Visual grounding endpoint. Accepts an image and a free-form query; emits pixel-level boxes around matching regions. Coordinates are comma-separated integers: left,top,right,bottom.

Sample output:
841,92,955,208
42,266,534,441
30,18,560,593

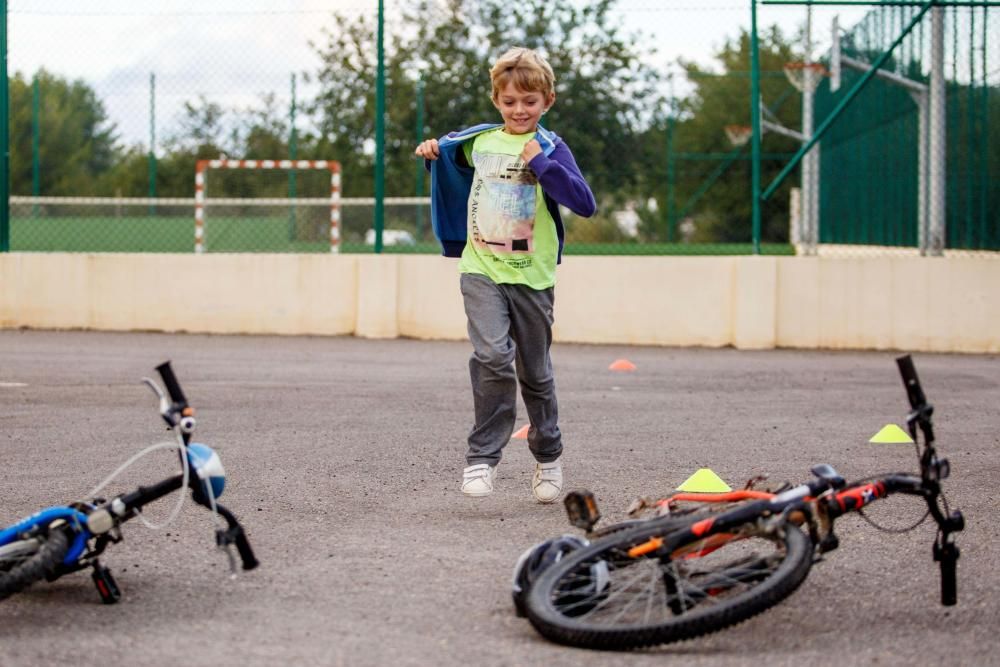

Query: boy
414,47,596,502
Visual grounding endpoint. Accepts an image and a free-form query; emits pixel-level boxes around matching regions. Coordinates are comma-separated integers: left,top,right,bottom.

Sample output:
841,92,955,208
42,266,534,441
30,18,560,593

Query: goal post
194,159,341,253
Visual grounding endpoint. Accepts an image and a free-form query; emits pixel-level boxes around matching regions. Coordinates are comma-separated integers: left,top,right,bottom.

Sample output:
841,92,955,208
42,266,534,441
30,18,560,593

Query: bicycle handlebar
113,475,259,571
896,354,961,606
896,355,926,412
896,354,935,449
210,503,260,571
936,541,959,606
233,528,260,571
155,361,188,408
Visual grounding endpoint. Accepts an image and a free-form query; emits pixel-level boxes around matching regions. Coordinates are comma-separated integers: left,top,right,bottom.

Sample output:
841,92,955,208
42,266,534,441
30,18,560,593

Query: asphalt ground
1,330,998,667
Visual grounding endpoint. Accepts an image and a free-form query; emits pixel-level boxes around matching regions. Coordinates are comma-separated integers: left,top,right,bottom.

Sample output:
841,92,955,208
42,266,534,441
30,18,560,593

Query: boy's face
493,82,555,136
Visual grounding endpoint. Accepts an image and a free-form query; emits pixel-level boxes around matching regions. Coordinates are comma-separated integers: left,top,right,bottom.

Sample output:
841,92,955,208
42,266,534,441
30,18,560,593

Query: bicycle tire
0,526,70,601
524,518,813,650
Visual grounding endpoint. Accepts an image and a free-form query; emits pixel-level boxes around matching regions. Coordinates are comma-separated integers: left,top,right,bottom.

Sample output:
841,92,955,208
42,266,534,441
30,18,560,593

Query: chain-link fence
757,1,998,257
3,1,996,255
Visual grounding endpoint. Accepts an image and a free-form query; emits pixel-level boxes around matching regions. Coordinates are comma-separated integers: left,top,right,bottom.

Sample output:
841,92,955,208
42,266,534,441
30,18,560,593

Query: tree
9,70,120,196
306,0,664,206
636,27,802,244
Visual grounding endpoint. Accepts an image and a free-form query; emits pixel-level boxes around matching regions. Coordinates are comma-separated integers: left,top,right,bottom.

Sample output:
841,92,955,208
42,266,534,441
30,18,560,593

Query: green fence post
750,0,762,255
666,73,676,242
32,75,39,216
373,0,385,254
415,77,425,241
0,0,9,252
289,72,297,241
148,73,156,215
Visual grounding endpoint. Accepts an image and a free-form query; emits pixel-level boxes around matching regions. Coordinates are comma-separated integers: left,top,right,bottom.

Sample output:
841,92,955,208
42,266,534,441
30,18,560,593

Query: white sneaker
462,463,497,497
532,458,563,503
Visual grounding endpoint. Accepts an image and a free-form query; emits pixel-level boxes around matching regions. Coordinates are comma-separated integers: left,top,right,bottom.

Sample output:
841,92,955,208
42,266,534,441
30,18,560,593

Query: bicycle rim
0,537,43,568
525,520,813,650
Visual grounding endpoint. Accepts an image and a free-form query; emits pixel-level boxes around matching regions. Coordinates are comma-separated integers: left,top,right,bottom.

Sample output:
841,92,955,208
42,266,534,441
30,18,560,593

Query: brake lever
216,531,239,578
215,523,260,574
141,377,172,421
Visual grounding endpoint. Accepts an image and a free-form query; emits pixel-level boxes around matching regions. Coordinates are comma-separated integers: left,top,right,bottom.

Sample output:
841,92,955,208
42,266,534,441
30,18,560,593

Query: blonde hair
489,47,555,101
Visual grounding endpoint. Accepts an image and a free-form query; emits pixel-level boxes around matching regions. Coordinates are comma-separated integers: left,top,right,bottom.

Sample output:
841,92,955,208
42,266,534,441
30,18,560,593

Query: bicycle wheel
0,524,70,601
524,518,813,650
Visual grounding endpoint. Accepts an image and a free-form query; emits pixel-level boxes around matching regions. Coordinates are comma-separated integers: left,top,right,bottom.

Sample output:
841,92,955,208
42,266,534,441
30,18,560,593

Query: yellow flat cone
512,424,529,440
609,359,636,371
677,468,732,493
869,424,914,444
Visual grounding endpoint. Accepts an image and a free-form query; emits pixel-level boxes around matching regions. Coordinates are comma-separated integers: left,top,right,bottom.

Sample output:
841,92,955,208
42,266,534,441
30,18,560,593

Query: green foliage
11,6,992,251
9,70,119,196
637,27,802,244
307,0,663,202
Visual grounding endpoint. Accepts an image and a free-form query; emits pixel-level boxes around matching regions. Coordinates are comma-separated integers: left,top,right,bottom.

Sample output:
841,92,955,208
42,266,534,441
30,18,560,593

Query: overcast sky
9,0,871,147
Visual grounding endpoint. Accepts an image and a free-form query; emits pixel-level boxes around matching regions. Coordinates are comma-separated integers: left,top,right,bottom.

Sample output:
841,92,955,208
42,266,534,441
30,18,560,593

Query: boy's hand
414,139,440,160
520,139,542,164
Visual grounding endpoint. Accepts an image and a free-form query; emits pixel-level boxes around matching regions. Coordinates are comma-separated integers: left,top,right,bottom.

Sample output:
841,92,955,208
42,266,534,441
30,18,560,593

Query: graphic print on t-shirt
468,150,537,254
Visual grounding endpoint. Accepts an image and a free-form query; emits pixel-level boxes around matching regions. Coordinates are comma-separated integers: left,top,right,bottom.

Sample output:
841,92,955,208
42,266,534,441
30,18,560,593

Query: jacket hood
439,123,561,156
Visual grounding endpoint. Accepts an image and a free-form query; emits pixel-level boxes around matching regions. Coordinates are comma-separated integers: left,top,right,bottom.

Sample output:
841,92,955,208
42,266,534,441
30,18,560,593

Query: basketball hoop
783,62,828,94
724,124,752,148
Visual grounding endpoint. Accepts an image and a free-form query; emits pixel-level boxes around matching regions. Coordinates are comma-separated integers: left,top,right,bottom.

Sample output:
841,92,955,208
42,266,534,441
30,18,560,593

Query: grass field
10,215,795,255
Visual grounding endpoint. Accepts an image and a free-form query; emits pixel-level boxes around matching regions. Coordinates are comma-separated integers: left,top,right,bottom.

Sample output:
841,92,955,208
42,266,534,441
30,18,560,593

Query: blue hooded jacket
428,123,595,260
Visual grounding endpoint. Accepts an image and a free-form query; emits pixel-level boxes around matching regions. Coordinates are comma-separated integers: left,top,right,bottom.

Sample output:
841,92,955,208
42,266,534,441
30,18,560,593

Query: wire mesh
814,3,998,255
5,1,995,256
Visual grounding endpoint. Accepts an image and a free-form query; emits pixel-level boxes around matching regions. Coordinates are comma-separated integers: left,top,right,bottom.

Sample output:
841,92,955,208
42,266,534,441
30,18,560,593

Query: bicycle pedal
92,564,121,604
564,491,601,531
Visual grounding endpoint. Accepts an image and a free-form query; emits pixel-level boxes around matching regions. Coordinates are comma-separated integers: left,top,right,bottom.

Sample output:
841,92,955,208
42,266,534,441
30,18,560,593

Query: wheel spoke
539,529,798,629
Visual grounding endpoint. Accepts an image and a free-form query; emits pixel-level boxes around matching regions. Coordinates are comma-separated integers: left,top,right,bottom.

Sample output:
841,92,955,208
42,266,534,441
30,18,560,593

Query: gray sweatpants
460,272,562,467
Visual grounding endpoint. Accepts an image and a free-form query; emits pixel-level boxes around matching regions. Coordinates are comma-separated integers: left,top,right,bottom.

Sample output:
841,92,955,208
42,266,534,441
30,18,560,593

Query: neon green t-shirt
457,129,559,289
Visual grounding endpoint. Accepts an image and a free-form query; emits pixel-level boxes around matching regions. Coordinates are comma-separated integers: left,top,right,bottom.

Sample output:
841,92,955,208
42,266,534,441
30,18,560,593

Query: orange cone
512,424,530,439
609,359,636,371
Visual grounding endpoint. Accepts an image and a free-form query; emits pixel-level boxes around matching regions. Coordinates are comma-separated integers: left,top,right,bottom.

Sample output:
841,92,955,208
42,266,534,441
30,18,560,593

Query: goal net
195,159,341,253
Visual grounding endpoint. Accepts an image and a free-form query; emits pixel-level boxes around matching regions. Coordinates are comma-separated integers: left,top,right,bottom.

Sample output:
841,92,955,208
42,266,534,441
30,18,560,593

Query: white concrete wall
0,253,357,336
1,253,997,352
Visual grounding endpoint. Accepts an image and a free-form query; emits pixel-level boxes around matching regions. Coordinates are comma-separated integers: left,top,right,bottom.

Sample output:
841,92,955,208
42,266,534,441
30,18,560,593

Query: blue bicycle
0,361,258,604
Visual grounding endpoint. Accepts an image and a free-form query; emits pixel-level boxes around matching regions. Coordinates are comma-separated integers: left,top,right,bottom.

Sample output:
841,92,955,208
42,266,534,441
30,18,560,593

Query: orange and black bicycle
516,355,963,650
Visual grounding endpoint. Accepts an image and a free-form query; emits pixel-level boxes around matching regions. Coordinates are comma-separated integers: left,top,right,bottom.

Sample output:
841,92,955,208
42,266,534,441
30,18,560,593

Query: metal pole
802,4,817,254
927,4,945,255
750,0,762,254
289,72,297,240
666,73,676,242
839,53,930,251
415,77,425,240
0,0,8,252
32,75,39,215
762,1,933,202
148,73,156,215
373,0,385,254
916,89,929,253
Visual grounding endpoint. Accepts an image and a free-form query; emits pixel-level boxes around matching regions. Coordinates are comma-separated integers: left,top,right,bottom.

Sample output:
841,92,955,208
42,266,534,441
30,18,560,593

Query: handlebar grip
896,354,927,411
155,361,188,406
936,541,959,606
235,529,260,571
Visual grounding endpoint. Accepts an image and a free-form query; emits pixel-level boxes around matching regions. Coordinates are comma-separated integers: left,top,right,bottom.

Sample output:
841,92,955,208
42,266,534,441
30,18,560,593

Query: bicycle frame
0,507,91,565
0,361,258,604
572,354,964,606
